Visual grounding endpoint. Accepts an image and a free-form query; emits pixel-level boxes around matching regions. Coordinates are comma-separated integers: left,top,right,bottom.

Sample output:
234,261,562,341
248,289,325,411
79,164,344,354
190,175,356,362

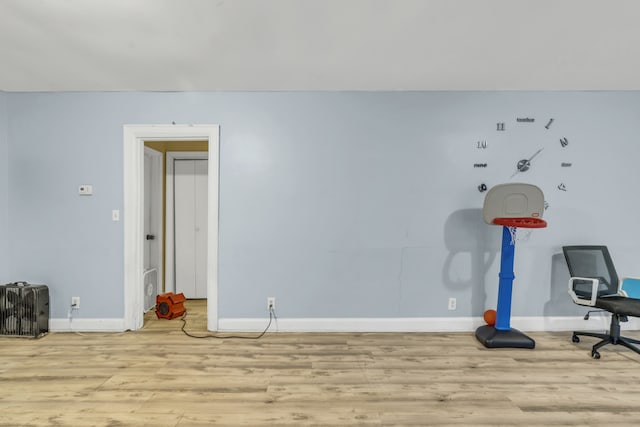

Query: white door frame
123,125,219,331
165,151,209,295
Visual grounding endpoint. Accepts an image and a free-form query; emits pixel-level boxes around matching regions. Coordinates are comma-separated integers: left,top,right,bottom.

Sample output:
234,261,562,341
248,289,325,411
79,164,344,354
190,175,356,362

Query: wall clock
475,116,572,212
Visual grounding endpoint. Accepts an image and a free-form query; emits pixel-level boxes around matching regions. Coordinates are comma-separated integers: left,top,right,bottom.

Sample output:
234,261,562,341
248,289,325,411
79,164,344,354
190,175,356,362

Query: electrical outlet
71,296,80,310
78,185,93,195
267,297,276,311
448,297,457,311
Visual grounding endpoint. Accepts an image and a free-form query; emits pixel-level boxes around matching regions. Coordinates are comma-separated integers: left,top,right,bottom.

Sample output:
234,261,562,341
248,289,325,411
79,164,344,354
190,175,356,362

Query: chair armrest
619,277,640,298
568,277,599,306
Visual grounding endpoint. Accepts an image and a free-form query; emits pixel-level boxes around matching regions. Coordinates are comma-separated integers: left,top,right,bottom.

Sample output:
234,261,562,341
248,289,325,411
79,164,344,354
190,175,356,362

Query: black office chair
562,245,640,359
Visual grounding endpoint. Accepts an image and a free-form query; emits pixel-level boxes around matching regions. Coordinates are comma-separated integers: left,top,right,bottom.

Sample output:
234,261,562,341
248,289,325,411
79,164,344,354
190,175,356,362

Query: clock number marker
497,122,505,131
558,183,567,191
560,137,569,147
478,183,488,193
545,118,554,129
477,140,487,149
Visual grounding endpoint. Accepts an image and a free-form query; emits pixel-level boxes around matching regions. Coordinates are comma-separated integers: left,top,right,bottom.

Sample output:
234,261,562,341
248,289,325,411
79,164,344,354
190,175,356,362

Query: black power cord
180,307,275,339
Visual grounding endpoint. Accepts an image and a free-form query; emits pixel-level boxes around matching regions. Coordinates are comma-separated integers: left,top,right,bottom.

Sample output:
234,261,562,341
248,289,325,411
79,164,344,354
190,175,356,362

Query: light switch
79,185,93,195
112,210,120,221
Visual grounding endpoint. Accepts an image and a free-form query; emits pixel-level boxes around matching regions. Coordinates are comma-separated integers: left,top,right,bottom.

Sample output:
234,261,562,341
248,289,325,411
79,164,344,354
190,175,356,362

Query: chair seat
596,295,640,317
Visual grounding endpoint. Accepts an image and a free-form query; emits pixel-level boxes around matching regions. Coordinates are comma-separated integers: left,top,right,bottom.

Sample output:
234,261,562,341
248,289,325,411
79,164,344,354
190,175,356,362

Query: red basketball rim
493,217,547,228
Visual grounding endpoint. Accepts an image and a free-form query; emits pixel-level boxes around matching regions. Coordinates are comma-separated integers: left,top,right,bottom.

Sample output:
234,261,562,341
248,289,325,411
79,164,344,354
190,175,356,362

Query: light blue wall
0,92,7,280
5,91,640,320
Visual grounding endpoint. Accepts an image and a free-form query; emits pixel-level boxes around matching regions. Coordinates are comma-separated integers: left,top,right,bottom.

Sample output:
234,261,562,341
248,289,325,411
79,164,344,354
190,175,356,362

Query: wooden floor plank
2,300,640,426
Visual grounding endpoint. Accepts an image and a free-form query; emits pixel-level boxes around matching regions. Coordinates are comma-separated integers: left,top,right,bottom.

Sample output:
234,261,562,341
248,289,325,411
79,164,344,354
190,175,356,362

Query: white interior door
143,148,162,311
174,159,208,298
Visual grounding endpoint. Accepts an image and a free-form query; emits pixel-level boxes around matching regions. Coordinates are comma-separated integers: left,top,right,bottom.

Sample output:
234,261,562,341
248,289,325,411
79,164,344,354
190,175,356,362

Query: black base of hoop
475,325,535,349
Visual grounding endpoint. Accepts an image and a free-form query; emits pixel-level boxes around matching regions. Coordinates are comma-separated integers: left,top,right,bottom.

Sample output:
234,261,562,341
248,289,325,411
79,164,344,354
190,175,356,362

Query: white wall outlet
71,296,80,310
267,297,276,311
78,185,93,195
448,297,457,311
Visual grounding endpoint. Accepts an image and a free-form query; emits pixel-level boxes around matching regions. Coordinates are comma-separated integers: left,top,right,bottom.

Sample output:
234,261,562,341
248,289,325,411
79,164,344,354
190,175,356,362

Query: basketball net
507,226,532,246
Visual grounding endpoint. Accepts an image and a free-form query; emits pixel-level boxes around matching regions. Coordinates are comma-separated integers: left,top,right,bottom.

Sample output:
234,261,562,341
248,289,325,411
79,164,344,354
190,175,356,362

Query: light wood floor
2,300,640,426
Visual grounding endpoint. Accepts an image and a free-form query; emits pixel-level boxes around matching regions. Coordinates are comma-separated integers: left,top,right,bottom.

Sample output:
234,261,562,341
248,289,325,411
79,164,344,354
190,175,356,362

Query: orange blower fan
156,292,186,319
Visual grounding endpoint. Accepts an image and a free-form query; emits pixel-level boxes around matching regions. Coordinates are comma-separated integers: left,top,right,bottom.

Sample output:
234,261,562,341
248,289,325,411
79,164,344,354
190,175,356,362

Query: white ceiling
1,0,639,92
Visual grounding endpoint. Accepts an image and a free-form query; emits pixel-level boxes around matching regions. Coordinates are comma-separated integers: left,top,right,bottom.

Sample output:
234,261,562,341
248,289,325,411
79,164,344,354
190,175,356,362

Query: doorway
143,148,209,316
123,125,219,331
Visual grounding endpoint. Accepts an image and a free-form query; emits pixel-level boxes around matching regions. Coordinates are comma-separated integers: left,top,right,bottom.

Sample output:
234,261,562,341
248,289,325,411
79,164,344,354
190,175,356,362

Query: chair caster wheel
572,334,580,343
591,351,601,359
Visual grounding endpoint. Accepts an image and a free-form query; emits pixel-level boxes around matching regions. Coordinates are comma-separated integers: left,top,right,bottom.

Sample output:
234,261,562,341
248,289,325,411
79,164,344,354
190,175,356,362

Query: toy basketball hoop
476,183,547,350
484,183,547,245
482,182,546,226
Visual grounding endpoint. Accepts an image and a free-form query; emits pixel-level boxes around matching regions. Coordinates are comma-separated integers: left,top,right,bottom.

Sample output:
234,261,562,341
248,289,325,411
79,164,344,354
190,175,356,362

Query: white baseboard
513,315,640,332
219,315,640,333
48,315,640,334
50,318,126,332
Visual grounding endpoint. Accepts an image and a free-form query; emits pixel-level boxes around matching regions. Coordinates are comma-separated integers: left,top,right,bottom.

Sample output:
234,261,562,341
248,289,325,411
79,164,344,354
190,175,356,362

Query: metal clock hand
511,148,544,178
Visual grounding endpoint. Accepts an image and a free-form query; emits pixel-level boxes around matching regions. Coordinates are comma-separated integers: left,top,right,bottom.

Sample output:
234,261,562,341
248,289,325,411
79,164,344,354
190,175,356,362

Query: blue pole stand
475,226,535,349
495,226,515,331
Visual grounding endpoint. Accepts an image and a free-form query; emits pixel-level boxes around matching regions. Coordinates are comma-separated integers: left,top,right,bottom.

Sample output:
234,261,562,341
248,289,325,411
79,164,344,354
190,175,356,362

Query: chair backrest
621,278,640,298
562,246,620,298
